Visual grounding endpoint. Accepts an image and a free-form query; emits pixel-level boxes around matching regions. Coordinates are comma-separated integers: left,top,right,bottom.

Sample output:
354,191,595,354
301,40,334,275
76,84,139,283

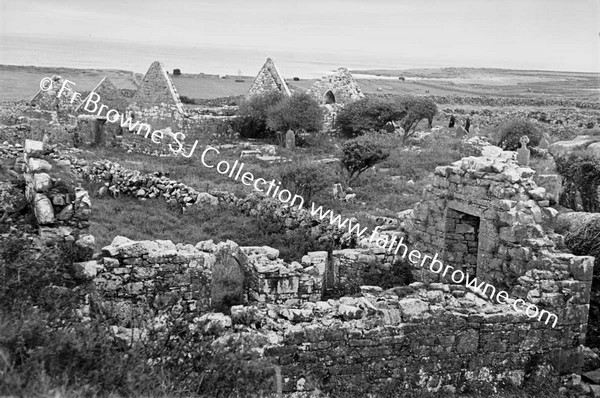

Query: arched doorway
324,90,336,105
211,252,246,313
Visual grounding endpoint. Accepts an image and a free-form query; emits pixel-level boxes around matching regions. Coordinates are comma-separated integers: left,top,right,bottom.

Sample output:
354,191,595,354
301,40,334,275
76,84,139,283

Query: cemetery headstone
285,130,295,149
455,126,467,138
517,135,531,166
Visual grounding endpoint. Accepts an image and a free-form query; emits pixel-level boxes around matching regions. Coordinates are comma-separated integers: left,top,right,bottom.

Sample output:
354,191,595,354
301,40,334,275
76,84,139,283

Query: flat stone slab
583,369,600,384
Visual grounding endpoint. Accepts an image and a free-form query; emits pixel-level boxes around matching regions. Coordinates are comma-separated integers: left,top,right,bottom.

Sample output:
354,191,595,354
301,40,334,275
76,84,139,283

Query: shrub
336,97,405,138
235,91,284,139
278,161,334,203
555,151,600,212
267,92,323,135
341,136,390,185
179,95,196,105
360,258,415,290
397,95,438,140
494,119,543,150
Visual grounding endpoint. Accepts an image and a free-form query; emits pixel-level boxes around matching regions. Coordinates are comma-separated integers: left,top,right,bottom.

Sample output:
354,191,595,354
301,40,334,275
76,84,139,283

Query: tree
336,97,406,138
235,91,285,138
266,92,323,134
341,136,390,185
494,119,543,151
278,162,333,203
397,96,438,141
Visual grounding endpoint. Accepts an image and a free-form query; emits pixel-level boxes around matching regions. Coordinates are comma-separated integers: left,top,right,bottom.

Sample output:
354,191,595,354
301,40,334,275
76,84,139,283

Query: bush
235,91,285,139
360,258,415,290
336,97,405,138
494,119,543,150
179,95,196,105
278,161,334,203
555,151,600,212
341,135,390,185
267,92,323,135
396,95,438,140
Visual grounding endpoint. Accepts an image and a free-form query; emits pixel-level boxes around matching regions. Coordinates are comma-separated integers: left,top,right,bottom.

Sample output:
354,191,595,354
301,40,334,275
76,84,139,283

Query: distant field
352,67,600,99
1,63,598,102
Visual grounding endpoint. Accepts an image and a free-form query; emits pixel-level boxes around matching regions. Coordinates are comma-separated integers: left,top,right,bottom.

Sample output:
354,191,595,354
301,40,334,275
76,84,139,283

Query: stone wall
61,155,355,248
309,68,364,105
91,238,327,324
246,58,291,98
21,139,91,242
225,282,584,395
369,145,596,352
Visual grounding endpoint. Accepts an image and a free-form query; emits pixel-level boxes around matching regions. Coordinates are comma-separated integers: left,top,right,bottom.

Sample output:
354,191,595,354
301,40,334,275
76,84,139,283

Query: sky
0,0,599,73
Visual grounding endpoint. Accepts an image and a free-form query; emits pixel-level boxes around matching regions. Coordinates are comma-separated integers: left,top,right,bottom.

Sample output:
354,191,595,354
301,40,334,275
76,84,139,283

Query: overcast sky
1,0,599,72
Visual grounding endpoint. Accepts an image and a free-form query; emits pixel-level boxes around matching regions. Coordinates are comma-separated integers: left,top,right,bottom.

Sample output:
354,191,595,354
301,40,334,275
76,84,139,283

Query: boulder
196,313,232,333
34,193,54,224
338,304,363,320
195,192,219,206
33,173,52,192
28,158,52,173
75,234,96,261
72,260,103,280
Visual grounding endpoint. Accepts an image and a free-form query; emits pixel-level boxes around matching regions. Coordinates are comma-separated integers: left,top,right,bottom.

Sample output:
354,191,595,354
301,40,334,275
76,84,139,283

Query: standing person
465,117,471,133
449,115,456,128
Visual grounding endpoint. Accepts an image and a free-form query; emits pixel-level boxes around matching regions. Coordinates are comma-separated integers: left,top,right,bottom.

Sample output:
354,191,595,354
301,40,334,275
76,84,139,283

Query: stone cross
517,135,530,166
285,130,295,149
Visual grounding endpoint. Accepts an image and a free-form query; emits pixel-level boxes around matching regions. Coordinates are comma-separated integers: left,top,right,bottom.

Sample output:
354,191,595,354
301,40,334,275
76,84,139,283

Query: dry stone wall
60,154,356,248
92,238,327,324
21,139,91,242
214,282,585,395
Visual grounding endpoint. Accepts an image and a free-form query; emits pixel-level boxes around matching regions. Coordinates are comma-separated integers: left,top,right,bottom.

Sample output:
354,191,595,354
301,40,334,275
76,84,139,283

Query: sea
0,34,443,79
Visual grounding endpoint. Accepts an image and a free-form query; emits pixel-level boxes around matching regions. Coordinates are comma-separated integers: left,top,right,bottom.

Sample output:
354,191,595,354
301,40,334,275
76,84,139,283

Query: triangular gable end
74,77,125,113
247,58,291,97
132,61,185,115
30,75,79,111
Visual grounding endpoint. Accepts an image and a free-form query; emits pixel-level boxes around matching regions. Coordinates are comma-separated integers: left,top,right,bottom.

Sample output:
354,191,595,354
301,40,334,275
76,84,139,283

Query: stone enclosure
63,137,593,394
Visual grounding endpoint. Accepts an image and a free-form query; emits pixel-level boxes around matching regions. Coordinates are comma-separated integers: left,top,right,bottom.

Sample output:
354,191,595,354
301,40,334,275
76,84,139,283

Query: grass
87,184,330,262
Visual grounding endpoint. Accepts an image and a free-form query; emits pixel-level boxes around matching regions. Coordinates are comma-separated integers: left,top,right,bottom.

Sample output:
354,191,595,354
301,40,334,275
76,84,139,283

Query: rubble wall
92,238,326,324
21,139,91,239
254,282,583,395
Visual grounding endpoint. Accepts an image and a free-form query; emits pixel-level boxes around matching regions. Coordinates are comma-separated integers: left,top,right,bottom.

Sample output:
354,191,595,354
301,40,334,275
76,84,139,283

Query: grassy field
2,64,599,102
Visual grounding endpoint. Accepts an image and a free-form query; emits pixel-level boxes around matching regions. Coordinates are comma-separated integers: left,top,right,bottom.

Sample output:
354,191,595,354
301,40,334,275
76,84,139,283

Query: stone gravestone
455,126,467,138
285,130,295,149
517,135,531,166
539,133,550,150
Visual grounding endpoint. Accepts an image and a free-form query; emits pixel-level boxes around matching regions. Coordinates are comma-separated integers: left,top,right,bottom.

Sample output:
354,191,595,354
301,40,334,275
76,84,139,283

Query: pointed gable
30,75,80,112
75,77,129,115
247,58,291,98
131,61,184,115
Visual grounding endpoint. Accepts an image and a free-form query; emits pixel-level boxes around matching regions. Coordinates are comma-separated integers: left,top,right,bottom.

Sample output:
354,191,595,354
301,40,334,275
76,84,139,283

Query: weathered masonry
246,57,291,98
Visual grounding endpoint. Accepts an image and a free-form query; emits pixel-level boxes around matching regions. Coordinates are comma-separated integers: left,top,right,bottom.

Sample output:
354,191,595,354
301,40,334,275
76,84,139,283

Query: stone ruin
309,67,364,106
246,57,291,98
126,60,186,132
75,77,128,147
50,136,592,395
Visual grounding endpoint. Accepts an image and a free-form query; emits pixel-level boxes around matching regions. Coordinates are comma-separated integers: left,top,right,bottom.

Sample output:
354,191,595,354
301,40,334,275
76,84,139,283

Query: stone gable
30,75,80,113
309,67,364,105
76,77,129,116
246,58,291,98
127,61,185,131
